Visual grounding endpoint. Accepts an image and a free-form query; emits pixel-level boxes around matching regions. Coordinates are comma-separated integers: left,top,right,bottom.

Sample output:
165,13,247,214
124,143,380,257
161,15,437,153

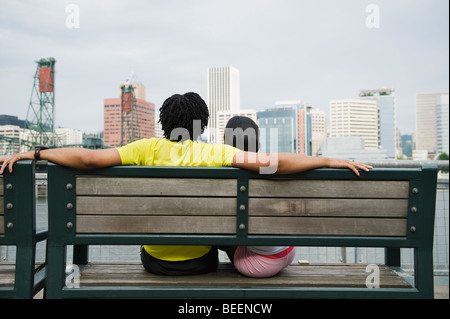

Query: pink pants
233,246,297,278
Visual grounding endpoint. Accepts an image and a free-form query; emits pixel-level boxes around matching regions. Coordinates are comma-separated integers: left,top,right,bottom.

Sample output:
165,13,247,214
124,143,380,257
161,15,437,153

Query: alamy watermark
169,120,279,174
365,264,380,288
65,4,80,29
365,4,380,29
65,264,80,288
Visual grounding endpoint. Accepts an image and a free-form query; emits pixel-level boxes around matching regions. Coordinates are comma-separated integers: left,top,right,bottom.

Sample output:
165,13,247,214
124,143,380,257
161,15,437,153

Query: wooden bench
45,164,438,299
0,161,47,299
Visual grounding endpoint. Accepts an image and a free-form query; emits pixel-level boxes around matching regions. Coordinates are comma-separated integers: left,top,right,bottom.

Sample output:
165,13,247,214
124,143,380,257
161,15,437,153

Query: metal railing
363,160,448,170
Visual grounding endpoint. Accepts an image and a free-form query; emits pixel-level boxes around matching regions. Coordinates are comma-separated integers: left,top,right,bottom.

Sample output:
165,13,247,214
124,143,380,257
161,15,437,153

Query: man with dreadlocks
0,92,372,276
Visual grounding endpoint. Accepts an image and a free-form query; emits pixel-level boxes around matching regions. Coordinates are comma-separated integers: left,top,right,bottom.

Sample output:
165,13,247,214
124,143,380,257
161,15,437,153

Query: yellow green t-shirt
116,138,240,262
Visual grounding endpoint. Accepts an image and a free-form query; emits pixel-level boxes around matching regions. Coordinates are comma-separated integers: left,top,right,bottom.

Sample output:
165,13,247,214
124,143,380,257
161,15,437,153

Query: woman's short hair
224,116,260,152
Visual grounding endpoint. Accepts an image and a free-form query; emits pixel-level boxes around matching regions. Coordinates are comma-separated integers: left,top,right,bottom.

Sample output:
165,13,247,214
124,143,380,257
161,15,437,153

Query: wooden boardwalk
77,263,411,289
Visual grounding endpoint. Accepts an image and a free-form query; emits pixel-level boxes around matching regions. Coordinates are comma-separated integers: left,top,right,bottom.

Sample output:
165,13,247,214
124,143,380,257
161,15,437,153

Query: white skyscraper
359,88,398,158
329,99,379,149
415,92,449,155
207,66,240,143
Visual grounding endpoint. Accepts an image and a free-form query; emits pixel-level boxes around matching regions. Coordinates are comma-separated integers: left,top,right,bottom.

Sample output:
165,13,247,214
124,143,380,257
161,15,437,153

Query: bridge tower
25,57,59,148
120,74,139,146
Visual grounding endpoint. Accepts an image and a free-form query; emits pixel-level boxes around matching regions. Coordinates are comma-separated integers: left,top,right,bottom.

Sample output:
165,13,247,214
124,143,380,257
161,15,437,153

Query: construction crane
25,57,60,148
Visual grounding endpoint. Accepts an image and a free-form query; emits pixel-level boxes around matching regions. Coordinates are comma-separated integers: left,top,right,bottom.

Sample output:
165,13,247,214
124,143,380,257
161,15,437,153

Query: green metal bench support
45,164,438,299
0,161,47,299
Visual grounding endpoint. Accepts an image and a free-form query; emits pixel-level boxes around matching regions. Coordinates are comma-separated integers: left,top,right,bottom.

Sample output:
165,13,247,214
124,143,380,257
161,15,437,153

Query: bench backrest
47,164,438,247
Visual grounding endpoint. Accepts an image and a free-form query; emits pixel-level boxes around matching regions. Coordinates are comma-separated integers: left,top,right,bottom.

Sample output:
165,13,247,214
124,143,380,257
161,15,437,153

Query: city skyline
0,1,448,135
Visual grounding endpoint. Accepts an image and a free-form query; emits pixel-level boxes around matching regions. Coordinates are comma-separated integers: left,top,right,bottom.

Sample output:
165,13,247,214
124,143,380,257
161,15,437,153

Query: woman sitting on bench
222,116,296,278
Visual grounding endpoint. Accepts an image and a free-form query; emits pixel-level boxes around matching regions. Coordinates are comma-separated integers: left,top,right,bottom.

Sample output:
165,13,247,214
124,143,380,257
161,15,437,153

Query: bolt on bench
0,161,47,299
45,164,438,299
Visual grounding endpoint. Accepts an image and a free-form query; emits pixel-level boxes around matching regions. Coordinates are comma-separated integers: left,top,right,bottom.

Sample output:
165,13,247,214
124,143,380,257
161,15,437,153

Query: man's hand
1,148,122,174
0,151,34,174
326,158,373,176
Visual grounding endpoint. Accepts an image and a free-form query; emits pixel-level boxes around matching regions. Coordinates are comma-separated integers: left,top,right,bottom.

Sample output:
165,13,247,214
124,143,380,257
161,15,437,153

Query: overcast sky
0,0,448,134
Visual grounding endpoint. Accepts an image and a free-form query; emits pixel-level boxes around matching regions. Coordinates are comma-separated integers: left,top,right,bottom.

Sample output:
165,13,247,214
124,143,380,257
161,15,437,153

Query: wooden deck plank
77,263,412,289
0,264,16,287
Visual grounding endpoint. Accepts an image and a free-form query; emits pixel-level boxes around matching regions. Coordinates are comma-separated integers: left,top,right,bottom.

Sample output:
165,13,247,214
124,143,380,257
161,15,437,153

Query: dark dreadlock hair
158,92,209,142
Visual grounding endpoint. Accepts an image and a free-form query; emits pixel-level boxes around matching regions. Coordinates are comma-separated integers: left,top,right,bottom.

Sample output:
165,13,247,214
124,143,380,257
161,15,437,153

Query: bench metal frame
45,164,438,299
0,161,47,299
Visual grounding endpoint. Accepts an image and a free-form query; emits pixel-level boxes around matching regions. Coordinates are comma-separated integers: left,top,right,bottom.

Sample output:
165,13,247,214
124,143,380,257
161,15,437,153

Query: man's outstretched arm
0,148,122,174
232,151,372,176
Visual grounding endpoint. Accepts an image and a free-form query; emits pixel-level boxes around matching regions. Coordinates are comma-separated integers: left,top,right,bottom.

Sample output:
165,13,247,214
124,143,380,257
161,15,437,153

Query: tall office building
436,94,449,154
415,92,449,155
207,66,240,143
257,106,298,154
329,99,379,150
103,82,155,148
309,108,327,156
274,101,311,155
257,102,326,155
359,88,398,158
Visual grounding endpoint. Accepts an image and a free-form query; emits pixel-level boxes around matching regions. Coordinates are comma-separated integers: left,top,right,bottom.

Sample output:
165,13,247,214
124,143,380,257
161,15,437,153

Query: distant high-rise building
257,106,298,153
207,66,240,143
309,108,327,156
359,88,398,158
216,109,257,145
0,115,26,128
103,81,155,148
154,119,164,139
274,101,311,155
329,99,378,150
415,92,449,155
436,94,449,154
55,128,83,146
0,125,22,154
257,101,326,156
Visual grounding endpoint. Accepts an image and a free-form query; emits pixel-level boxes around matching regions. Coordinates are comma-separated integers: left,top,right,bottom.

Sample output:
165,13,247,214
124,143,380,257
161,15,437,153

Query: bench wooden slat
248,217,407,236
76,197,237,216
76,177,237,197
76,215,236,234
0,264,15,287
249,180,410,199
1,177,4,234
249,198,408,217
77,263,412,289
0,196,3,235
